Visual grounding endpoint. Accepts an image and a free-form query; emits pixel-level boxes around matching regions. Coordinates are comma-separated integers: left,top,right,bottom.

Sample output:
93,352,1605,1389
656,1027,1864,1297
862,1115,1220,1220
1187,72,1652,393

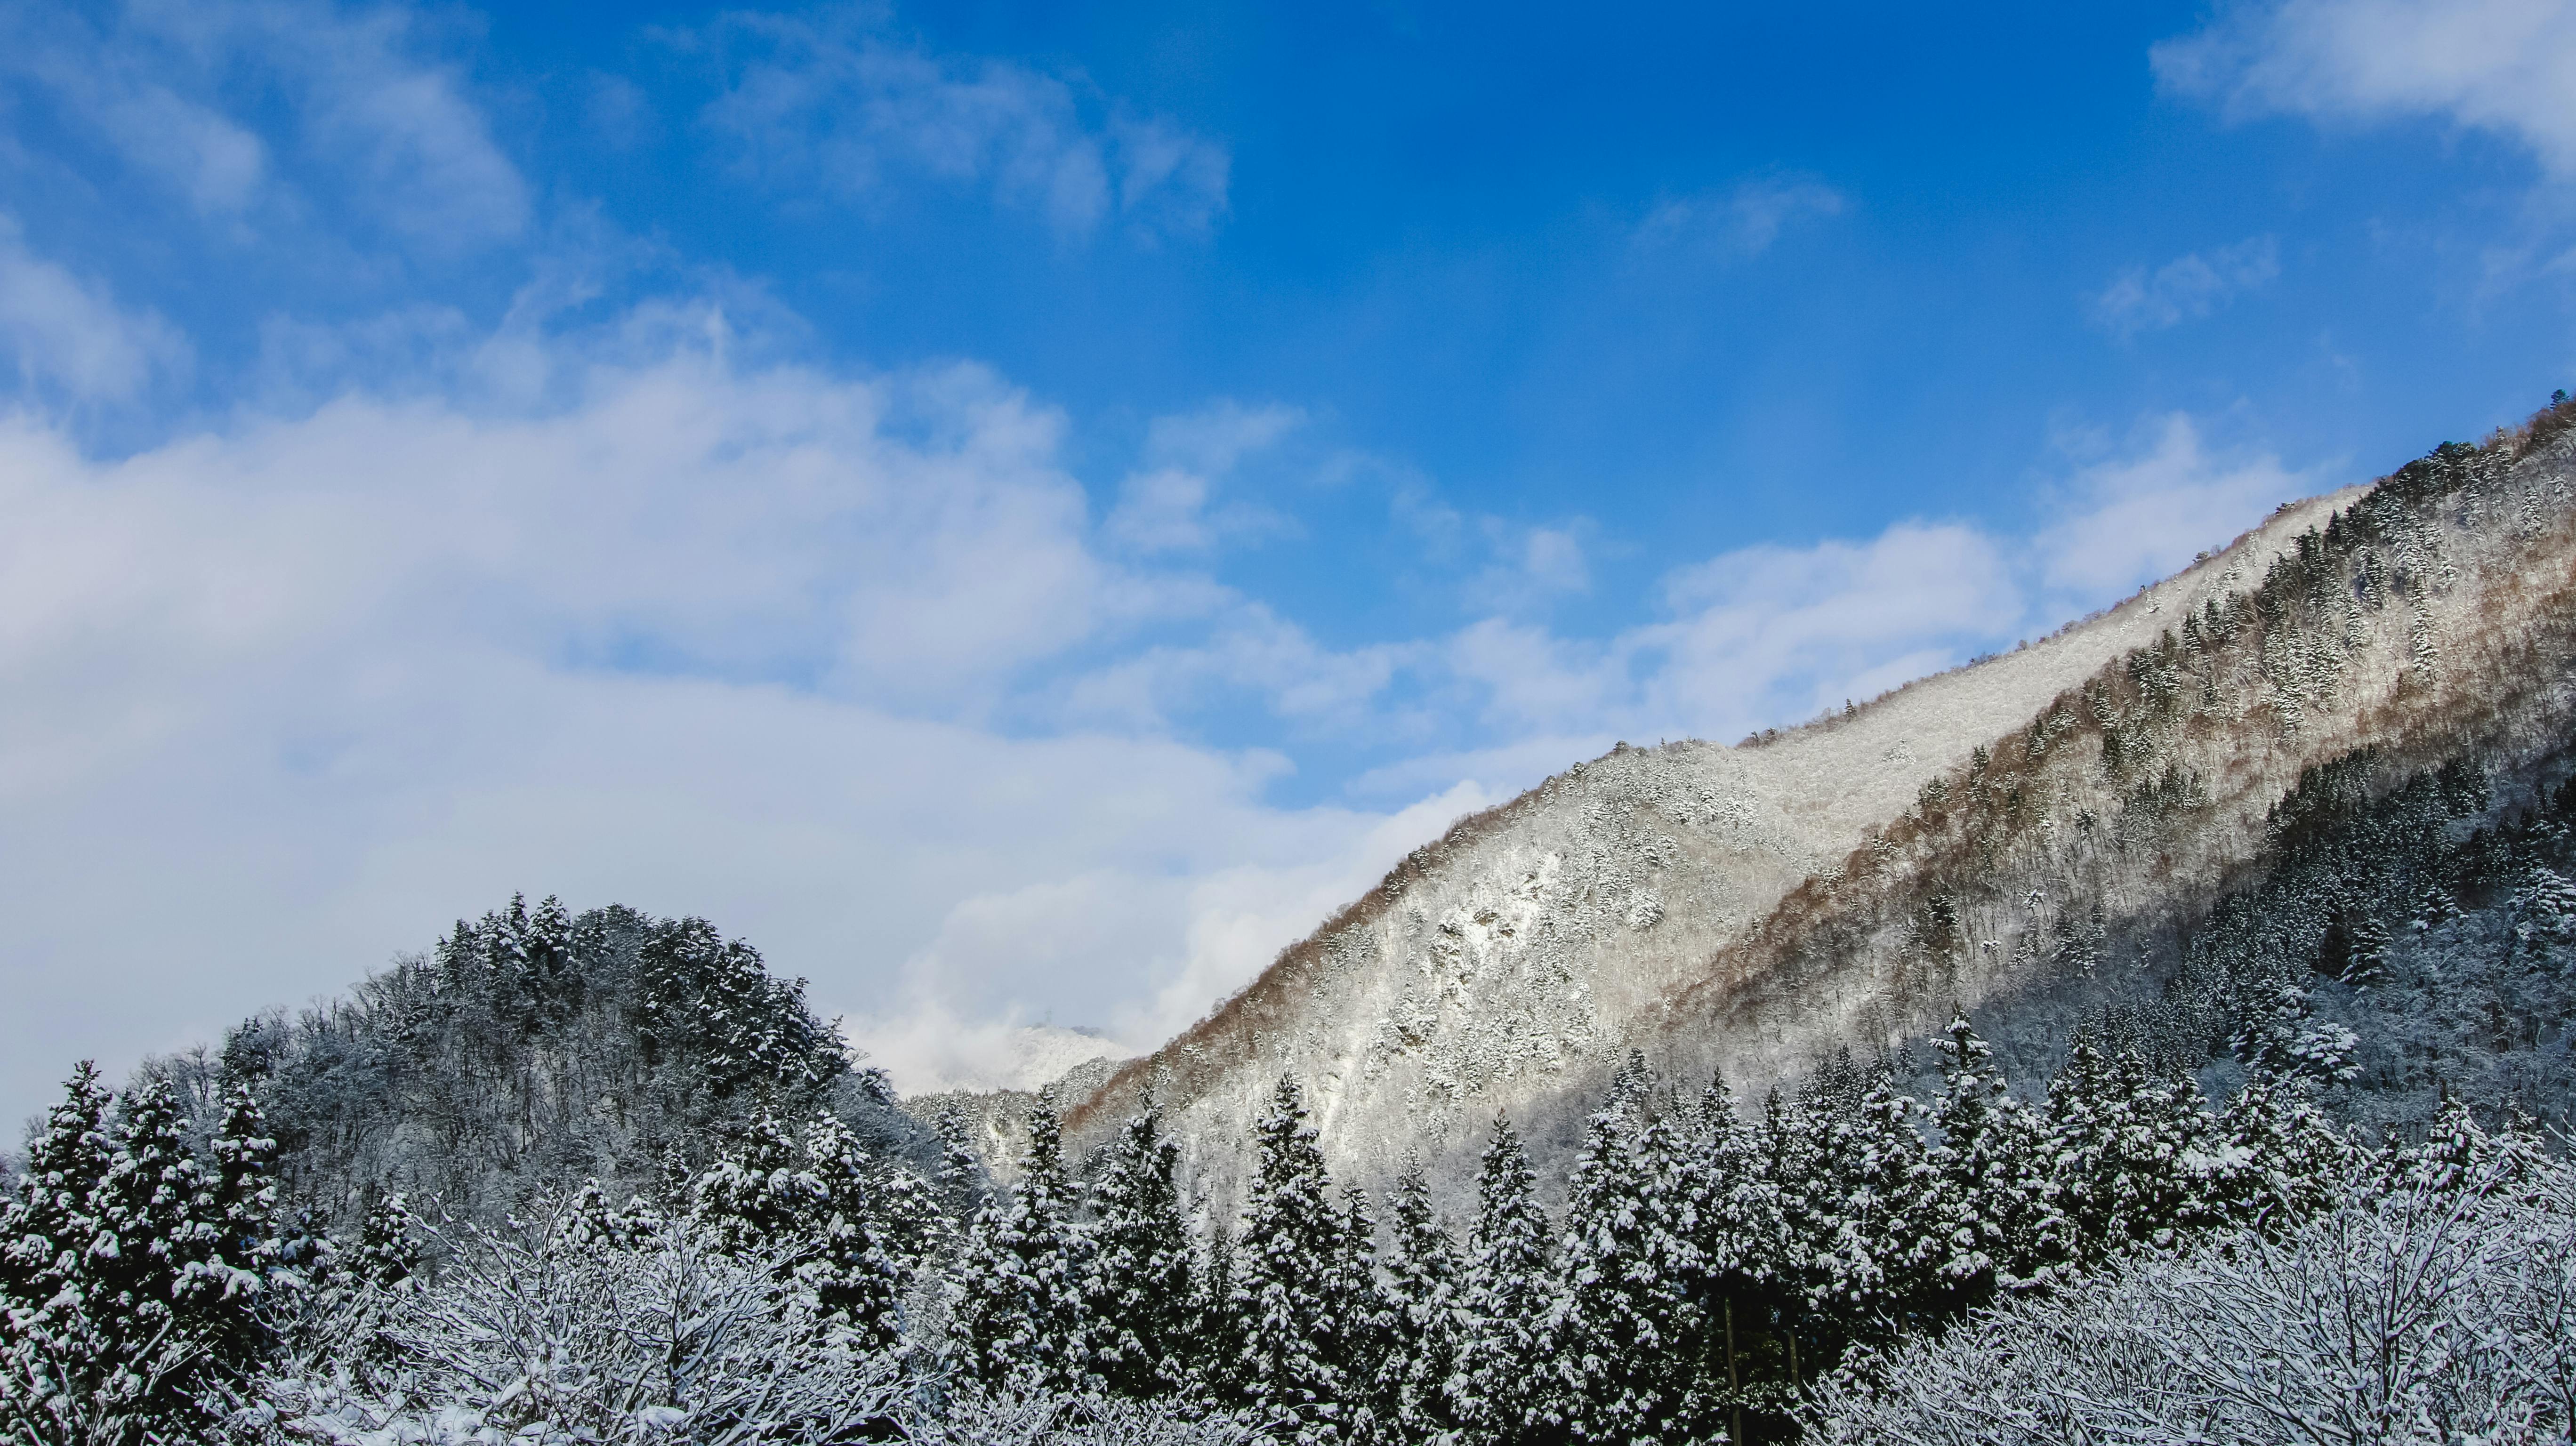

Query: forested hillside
166,897,958,1227
1074,395,2576,1209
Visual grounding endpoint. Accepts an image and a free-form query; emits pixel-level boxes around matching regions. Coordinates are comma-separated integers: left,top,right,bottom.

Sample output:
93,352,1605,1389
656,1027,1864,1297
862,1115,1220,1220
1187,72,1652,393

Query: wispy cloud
0,215,189,402
1,0,529,247
1296,413,2321,797
2154,0,2576,177
696,13,1229,240
2089,235,2280,337
1634,174,1846,259
1106,400,1304,554
2034,413,2318,601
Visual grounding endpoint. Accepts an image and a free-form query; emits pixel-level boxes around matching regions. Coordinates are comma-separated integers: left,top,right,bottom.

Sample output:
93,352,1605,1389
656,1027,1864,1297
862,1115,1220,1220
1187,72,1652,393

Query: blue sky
3,0,2573,1117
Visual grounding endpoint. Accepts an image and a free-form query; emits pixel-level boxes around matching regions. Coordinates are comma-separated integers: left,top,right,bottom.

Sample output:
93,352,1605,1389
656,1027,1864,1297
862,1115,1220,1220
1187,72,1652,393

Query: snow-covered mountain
1066,416,2576,1205
893,1024,1139,1097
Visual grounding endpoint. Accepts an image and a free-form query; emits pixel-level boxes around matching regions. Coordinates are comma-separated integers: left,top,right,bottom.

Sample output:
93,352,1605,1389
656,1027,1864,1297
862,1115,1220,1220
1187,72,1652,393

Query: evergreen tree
1330,1185,1390,1443
687,1111,905,1348
1374,1165,1461,1443
188,1081,283,1373
868,1162,955,1278
1231,1077,1360,1445
0,1064,113,1317
349,1192,426,1289
0,1075,271,1444
1448,1115,1556,1446
0,1066,118,1445
1754,1088,1824,1392
802,1114,907,1350
1923,1012,2066,1302
690,1112,823,1256
1797,1057,1940,1337
2045,1040,2220,1262
1192,1218,1243,1402
2395,1089,2547,1195
88,1081,227,1419
2209,1074,2352,1227
1549,1071,1715,1446
1087,1107,1197,1398
949,1101,1097,1393
1687,1076,1787,1445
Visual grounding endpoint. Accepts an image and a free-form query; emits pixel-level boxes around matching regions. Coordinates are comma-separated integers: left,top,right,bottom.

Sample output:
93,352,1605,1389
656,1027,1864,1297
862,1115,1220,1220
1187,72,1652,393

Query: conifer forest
13,415,2576,1445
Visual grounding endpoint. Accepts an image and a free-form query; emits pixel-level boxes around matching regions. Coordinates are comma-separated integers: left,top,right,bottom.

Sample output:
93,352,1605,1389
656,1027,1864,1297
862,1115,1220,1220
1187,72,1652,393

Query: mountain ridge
1067,403,2576,1206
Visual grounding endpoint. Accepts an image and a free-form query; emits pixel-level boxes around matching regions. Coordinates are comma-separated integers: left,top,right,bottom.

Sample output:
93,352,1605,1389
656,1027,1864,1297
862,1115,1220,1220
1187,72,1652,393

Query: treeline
6,1003,2461,1444
931,1022,2368,1446
4,874,2559,1445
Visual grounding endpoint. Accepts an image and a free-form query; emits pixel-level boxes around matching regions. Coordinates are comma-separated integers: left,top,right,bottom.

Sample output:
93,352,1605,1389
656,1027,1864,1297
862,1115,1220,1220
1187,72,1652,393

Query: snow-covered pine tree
802,1113,907,1350
1087,1106,1197,1398
1332,1184,1391,1443
1191,1217,1243,1401
1687,1074,1787,1444
1755,1088,1823,1392
2045,1039,2221,1263
0,1065,119,1445
350,1192,425,1289
1923,1012,2067,1304
868,1160,955,1277
2208,1073,2352,1227
1548,1068,1717,1446
690,1112,823,1256
683,1109,905,1348
90,1080,228,1415
1,1076,269,1443
1230,1077,1360,1446
1797,1056,1940,1340
1448,1114,1557,1446
0,1064,113,1318
2394,1088,2549,1196
948,1099,1098,1394
189,1080,284,1374
1374,1165,1461,1444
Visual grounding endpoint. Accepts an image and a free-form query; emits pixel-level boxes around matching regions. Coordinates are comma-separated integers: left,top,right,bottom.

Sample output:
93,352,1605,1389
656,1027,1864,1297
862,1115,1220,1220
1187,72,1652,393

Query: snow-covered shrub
243,1193,911,1445
911,1390,1273,1446
1804,1153,2576,1446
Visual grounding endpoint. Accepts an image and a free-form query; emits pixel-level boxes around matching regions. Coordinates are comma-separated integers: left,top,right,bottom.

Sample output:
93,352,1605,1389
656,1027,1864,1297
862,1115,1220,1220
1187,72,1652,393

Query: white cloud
1061,605,1415,735
1462,522,1594,613
2155,0,2576,176
5,0,529,246
700,14,1228,240
2033,413,2318,599
850,777,1485,1090
0,313,1450,1118
0,232,2346,1124
1635,174,1847,259
1105,400,1302,554
1109,114,1232,239
0,215,189,402
72,74,266,216
1634,522,2023,735
2090,236,2280,337
1371,416,2326,761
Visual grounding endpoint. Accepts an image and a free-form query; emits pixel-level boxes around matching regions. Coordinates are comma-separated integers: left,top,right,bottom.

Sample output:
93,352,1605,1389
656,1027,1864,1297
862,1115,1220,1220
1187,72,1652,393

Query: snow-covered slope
894,1024,1137,1097
1067,415,2576,1206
